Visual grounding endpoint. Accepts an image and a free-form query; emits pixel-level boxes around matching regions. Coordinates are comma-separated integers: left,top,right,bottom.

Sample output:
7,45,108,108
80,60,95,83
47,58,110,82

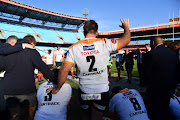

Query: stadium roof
0,0,88,27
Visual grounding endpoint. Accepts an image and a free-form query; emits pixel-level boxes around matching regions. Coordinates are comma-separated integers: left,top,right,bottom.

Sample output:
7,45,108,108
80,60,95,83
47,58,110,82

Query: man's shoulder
25,48,39,53
69,38,106,49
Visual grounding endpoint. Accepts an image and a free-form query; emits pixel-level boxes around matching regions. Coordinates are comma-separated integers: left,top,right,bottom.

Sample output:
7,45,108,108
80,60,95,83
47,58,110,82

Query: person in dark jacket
124,50,135,84
0,35,54,120
144,36,178,120
0,35,33,117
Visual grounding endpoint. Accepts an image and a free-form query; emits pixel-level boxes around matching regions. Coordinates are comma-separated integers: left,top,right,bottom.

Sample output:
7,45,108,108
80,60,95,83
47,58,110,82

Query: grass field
111,58,139,77
73,57,139,77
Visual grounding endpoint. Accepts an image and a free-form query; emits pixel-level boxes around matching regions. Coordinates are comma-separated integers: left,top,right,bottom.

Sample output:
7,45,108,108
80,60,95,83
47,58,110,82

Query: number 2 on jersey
86,56,97,72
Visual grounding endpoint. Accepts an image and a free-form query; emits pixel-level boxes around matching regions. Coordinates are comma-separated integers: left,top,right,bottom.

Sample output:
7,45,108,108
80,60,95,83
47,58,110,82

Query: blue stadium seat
129,41,137,44
31,26,61,42
0,21,39,40
137,40,150,44
56,30,78,43
74,31,85,40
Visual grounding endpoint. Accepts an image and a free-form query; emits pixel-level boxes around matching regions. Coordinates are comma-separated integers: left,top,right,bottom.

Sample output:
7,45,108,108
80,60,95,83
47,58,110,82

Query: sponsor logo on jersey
43,85,53,88
129,110,147,117
39,102,60,106
123,91,133,96
81,50,100,56
111,39,117,44
83,70,104,76
122,94,138,99
83,44,95,51
81,94,101,100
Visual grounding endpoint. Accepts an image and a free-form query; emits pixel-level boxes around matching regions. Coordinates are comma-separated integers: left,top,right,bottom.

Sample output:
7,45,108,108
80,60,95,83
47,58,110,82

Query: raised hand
119,18,130,29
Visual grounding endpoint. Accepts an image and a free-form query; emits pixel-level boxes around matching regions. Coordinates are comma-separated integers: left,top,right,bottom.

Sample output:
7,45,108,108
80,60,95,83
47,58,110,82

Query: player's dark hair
52,69,59,84
48,49,51,54
83,20,98,37
112,86,123,96
23,35,36,45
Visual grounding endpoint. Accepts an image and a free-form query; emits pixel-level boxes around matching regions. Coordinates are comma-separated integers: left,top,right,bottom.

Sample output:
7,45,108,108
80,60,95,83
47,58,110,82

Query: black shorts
107,65,111,70
4,92,37,108
56,62,63,67
125,64,133,71
116,62,123,69
79,89,109,112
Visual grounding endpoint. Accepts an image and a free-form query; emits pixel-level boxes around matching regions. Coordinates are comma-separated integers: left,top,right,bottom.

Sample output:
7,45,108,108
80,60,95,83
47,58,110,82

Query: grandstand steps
54,30,65,42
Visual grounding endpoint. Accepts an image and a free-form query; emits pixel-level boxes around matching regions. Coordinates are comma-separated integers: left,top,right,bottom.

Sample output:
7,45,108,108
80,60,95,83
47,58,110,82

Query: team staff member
48,18,131,120
53,45,65,68
109,86,149,120
0,35,55,120
144,36,178,120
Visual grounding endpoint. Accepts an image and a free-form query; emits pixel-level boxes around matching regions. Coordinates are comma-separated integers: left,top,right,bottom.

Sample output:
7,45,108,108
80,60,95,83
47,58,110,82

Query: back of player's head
112,86,123,96
48,49,51,54
23,35,36,45
6,35,19,45
83,20,98,37
52,68,59,84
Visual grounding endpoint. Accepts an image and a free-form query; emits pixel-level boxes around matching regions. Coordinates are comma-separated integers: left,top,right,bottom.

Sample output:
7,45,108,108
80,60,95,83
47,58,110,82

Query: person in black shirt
124,50,134,84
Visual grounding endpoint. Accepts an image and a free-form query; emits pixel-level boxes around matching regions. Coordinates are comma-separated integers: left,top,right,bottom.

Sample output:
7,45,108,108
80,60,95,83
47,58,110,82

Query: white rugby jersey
45,53,53,65
109,89,149,120
35,81,72,120
65,38,119,93
54,50,64,62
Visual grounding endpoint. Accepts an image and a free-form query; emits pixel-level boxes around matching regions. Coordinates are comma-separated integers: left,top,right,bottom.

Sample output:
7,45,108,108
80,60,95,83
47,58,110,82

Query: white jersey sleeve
35,81,72,120
105,38,119,52
109,89,149,120
65,50,75,65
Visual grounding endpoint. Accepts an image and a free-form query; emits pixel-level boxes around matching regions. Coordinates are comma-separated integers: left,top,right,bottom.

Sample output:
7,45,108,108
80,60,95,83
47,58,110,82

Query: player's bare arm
23,43,33,49
53,54,56,66
47,63,73,94
118,18,131,49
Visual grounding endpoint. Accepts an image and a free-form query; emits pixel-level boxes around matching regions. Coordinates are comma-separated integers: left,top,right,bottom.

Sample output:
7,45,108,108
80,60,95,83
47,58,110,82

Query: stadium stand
0,20,86,46
98,20,180,50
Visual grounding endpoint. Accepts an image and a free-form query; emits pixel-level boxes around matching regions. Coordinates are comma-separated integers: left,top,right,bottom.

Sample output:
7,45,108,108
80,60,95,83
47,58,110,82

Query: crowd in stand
0,18,179,120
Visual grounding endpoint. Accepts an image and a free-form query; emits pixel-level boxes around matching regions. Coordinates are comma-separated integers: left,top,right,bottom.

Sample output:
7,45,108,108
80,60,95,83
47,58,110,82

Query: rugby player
53,45,65,68
43,49,53,69
35,69,72,120
109,86,149,120
116,49,125,81
107,54,113,81
47,18,131,120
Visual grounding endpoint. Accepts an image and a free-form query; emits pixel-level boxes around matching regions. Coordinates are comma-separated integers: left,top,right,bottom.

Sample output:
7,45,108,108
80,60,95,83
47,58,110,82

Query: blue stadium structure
98,18,180,50
0,0,87,55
